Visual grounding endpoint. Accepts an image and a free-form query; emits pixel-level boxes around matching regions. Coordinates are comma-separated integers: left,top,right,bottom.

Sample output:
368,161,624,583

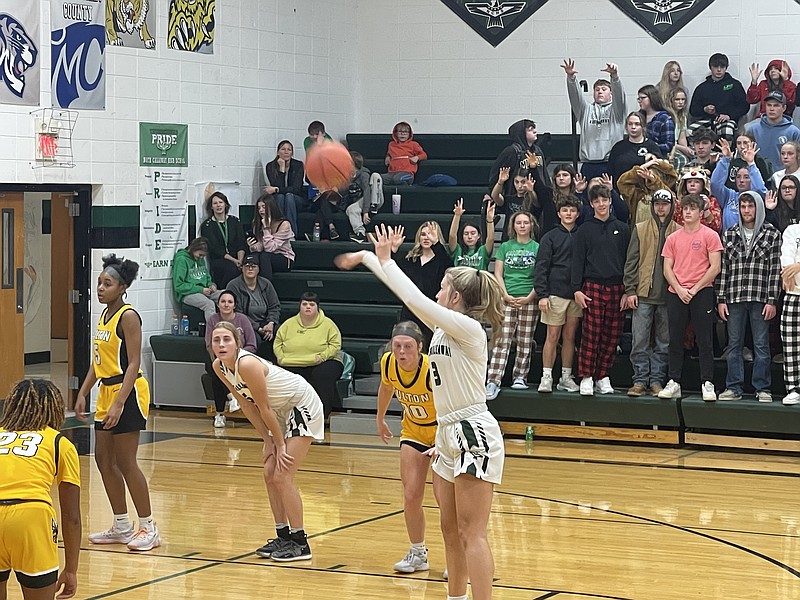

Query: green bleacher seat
290,240,413,270
279,303,400,339
377,186,486,214
364,159,492,186
272,271,401,305
341,337,389,375
297,213,452,239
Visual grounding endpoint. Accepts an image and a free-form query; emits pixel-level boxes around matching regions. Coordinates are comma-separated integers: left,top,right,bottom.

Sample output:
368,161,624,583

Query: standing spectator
659,193,723,401
346,151,384,243
274,292,344,417
384,122,427,186
226,254,281,360
745,91,800,172
747,60,796,118
562,59,627,181
638,84,676,157
769,141,800,189
658,61,688,107
717,192,781,402
766,175,800,232
667,88,693,171
171,237,221,319
246,194,295,280
490,167,537,238
577,173,630,225
712,138,768,231
618,157,678,225
607,112,663,187
723,130,773,191
264,140,305,234
485,211,540,399
303,120,333,151
488,120,549,200
624,189,679,397
675,168,723,233
689,53,749,144
448,198,495,270
571,185,630,396
780,220,800,404
199,191,246,288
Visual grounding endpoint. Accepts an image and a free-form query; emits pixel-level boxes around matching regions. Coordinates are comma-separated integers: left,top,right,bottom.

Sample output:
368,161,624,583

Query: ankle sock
562,367,573,379
542,367,552,377
410,541,426,552
114,514,132,530
276,524,290,540
447,595,468,600
289,528,307,544
139,515,155,532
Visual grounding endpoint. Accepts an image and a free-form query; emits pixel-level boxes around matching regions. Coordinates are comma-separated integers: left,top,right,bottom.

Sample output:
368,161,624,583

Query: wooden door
0,192,24,397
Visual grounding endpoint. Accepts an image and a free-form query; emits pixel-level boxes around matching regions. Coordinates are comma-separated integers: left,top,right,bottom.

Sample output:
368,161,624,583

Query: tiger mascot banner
0,2,40,106
168,0,215,54
51,0,106,109
106,0,156,50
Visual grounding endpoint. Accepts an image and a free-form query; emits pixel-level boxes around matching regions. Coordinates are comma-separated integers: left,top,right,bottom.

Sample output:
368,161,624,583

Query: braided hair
0,379,65,431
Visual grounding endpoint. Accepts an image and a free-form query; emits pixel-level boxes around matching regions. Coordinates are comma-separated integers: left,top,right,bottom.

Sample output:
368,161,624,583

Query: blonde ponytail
447,267,505,339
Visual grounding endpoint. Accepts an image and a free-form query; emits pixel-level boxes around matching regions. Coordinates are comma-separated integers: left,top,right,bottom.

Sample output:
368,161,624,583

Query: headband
102,265,125,283
391,324,423,344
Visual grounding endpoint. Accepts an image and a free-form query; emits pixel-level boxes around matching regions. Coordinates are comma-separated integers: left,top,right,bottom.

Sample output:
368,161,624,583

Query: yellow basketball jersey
380,351,436,426
0,427,80,504
93,304,142,380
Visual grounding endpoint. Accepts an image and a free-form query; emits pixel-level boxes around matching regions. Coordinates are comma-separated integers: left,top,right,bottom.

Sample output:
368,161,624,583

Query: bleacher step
355,375,381,396
329,412,402,436
341,393,401,413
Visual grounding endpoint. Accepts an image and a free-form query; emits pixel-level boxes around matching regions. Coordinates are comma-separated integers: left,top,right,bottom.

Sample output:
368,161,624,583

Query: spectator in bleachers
577,174,630,225
623,189,678,397
571,185,630,396
534,196,583,394
488,120,549,199
689,53,749,144
390,221,451,348
303,120,333,151
780,220,800,405
490,167,537,238
607,112,663,188
667,88,693,171
171,237,221,319
246,194,295,280
745,91,800,173
204,290,257,428
723,130,772,191
448,198,494,270
274,291,344,417
687,127,719,173
769,141,800,190
659,193,723,401
562,59,627,181
766,175,800,232
617,156,678,225
199,191,246,288
716,191,781,402
638,84,676,158
674,168,722,233
485,211,540,400
383,122,427,186
747,60,796,118
264,140,305,235
346,151,384,243
226,254,281,360
307,190,343,241
712,137,768,231
658,61,687,107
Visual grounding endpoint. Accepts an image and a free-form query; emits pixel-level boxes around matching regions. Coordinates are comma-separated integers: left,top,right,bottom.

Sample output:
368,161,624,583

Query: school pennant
607,0,716,44
440,0,550,47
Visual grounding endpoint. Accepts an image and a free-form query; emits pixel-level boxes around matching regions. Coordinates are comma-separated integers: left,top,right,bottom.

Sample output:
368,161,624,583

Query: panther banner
440,0,550,47
139,122,189,280
106,0,157,49
51,0,105,109
167,0,215,54
607,0,716,44
0,3,40,106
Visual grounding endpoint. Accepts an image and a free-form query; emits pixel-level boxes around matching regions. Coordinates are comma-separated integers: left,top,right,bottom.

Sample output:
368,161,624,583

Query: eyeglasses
243,264,258,269
781,186,797,191
637,96,648,101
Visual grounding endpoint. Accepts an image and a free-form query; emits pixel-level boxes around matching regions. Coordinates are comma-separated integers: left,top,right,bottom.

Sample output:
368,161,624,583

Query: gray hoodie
567,76,627,163
737,190,766,255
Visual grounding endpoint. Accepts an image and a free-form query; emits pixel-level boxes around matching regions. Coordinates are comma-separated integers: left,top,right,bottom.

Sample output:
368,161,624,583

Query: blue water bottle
171,312,179,336
180,314,189,336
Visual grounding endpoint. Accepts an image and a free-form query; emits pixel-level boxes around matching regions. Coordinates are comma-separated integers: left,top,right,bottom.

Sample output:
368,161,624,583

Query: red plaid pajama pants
578,281,625,380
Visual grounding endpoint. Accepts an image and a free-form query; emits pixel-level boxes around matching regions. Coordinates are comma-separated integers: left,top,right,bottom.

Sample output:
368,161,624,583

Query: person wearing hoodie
488,119,549,199
226,254,281,360
745,91,800,172
273,292,343,416
716,191,782,402
571,185,631,396
346,151,384,243
712,137,768,231
689,53,749,144
172,237,221,319
561,59,627,181
623,189,680,397
723,130,773,191
384,122,427,186
747,60,796,118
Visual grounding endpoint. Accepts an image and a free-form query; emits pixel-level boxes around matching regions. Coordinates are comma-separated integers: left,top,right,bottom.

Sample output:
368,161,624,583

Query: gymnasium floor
10,410,800,599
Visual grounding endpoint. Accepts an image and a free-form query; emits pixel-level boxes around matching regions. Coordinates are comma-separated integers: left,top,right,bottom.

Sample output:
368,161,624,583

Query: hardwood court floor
9,411,800,599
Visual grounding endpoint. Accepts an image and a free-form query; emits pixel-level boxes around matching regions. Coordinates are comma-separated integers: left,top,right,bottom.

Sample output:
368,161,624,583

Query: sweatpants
666,287,715,383
577,281,624,380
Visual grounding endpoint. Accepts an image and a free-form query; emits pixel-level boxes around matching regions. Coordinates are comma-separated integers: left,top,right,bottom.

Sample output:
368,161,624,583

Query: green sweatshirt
172,248,213,304
274,309,342,367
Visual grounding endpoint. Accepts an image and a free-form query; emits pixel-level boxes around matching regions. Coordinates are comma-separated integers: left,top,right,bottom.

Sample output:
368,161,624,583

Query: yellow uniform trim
380,352,437,447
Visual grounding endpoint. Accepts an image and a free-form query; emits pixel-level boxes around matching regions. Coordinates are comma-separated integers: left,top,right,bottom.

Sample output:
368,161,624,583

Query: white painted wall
23,193,52,355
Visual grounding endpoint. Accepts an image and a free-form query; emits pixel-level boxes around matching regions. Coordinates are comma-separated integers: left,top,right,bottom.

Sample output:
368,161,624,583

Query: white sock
410,541,426,551
114,514,131,530
562,367,573,379
139,515,155,532
447,595,468,600
542,367,552,377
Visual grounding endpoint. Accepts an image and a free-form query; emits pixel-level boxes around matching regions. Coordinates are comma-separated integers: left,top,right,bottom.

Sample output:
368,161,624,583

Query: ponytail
446,267,505,340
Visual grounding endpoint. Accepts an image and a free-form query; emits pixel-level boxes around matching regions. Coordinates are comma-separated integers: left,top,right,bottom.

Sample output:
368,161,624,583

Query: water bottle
180,314,190,336
171,312,179,336
525,426,535,454
312,221,321,242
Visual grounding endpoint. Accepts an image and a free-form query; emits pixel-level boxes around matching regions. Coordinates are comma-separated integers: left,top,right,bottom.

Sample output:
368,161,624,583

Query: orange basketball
305,141,355,191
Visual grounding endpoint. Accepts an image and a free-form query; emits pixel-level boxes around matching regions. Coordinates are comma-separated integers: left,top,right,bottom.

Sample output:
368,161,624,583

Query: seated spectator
658,61,688,107
766,175,800,231
246,193,295,279
172,237,221,319
745,91,800,172
667,88,693,171
769,141,800,189
607,112,663,186
712,138,768,231
303,120,333,151
384,122,427,186
346,151,384,244
618,156,678,225
274,292,344,417
675,168,722,233
638,84,676,157
204,290,257,428
448,198,495,270
226,254,281,360
747,60,796,118
689,53,749,144
687,127,719,173
306,190,343,242
264,140,305,235
199,191,246,288
724,130,772,191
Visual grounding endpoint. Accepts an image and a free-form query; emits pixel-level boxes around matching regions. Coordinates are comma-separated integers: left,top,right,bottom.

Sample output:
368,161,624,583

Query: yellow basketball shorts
0,502,59,589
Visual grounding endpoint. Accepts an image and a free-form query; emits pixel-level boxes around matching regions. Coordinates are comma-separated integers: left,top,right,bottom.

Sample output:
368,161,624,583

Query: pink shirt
662,225,723,292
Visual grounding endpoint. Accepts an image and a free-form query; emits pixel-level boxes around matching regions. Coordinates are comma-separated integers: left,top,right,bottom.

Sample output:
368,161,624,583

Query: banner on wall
0,4,40,106
167,0,215,54
440,0,550,47
51,0,105,109
194,182,242,237
608,0,716,45
139,122,189,280
106,0,157,49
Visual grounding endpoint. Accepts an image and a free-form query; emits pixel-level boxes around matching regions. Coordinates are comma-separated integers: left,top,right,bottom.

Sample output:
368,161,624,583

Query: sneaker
658,380,682,399
369,203,379,215
595,377,614,394
256,537,289,558
579,377,594,396
557,375,580,393
88,526,136,545
538,374,553,393
718,389,742,401
511,377,528,390
756,391,773,403
773,353,785,364
627,383,646,397
783,390,800,405
393,547,429,573
329,227,340,241
443,568,448,581
227,397,240,412
485,381,500,401
743,347,754,362
214,414,226,428
349,231,367,243
650,383,664,396
270,539,312,562
702,381,717,402
127,527,162,551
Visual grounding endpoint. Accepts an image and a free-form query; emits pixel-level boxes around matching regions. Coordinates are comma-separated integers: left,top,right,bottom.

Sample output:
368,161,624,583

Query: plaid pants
487,303,539,384
781,294,800,392
578,282,625,380
688,119,737,143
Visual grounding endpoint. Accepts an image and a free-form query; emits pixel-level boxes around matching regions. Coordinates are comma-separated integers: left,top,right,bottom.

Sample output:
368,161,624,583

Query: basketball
305,141,355,190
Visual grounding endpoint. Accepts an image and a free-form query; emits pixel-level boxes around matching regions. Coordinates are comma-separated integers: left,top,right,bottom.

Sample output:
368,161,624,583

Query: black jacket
200,216,247,260
689,73,749,123
534,224,578,299
265,157,305,196
488,120,550,196
571,214,630,291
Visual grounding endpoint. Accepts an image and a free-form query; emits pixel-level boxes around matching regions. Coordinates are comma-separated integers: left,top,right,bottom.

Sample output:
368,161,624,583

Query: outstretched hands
718,138,733,159
561,58,577,78
601,63,619,78
765,189,779,211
